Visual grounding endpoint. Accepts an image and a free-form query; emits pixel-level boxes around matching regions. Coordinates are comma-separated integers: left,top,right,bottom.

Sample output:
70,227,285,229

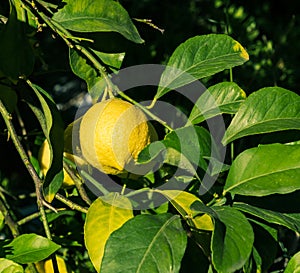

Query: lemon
79,98,157,175
43,256,73,273
38,139,76,187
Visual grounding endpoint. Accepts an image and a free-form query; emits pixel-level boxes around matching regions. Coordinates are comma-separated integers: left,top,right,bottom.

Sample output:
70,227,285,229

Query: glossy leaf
84,193,133,272
0,211,4,231
156,34,248,100
191,202,254,273
284,251,300,273
53,0,143,43
234,202,300,232
100,213,187,273
138,126,215,174
212,207,254,273
224,144,300,196
156,190,214,230
0,1,34,80
0,258,23,273
5,234,60,263
26,84,64,202
223,87,300,145
189,82,246,124
69,48,124,101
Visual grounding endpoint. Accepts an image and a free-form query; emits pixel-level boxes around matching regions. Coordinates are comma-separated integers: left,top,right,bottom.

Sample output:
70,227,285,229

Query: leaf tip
233,41,249,61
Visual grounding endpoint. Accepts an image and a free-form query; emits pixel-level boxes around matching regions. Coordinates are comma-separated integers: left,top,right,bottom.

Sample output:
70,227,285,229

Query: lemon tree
0,1,300,273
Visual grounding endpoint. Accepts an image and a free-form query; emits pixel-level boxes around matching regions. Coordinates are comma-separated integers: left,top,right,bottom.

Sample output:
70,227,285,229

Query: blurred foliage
121,0,300,94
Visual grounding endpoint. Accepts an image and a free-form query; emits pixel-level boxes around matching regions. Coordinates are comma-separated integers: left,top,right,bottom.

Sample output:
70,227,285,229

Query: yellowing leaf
156,190,213,230
233,41,249,60
193,214,214,231
84,193,133,272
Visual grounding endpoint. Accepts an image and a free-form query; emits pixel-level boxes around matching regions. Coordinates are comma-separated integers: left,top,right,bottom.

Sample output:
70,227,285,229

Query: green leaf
234,202,300,232
189,82,246,124
53,0,143,43
138,126,215,173
84,193,133,272
284,251,300,273
211,207,254,273
0,258,24,273
156,34,248,100
222,87,300,145
5,234,60,264
69,48,124,101
100,213,187,273
0,211,4,231
191,202,254,273
25,84,64,202
0,1,34,80
224,144,300,196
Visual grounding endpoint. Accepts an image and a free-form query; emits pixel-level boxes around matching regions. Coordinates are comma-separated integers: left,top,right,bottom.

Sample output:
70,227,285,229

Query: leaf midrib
158,51,244,96
224,117,300,143
136,215,178,273
226,166,300,193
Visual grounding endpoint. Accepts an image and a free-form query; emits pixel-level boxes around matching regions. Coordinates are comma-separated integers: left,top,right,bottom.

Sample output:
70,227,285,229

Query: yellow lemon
43,256,73,273
38,139,76,187
79,98,157,175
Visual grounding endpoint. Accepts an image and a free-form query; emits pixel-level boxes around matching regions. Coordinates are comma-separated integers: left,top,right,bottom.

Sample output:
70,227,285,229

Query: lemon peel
44,256,73,273
79,98,157,175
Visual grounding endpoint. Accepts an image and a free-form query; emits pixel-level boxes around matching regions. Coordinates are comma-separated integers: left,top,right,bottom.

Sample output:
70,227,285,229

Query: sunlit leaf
156,34,248,100
100,213,187,273
284,251,300,273
189,82,246,124
53,0,143,43
222,87,300,145
84,193,133,272
224,144,300,196
0,258,23,273
5,234,60,263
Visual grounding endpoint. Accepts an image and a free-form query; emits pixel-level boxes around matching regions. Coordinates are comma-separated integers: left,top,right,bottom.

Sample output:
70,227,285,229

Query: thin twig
0,100,52,238
55,193,88,214
17,208,66,226
118,91,173,131
63,161,92,206
0,198,19,237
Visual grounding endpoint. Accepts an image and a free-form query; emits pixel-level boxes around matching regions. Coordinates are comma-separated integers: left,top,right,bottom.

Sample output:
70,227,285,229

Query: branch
63,161,92,206
0,101,52,235
55,193,88,214
0,197,19,237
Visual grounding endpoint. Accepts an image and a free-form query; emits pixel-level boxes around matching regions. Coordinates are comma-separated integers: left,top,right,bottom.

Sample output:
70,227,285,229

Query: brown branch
63,161,92,206
0,100,53,239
